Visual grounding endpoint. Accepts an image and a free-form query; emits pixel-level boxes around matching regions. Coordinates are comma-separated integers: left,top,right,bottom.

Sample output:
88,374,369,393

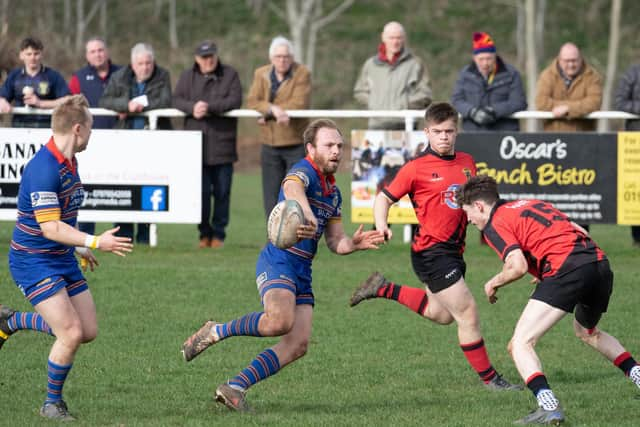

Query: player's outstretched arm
40,221,133,257
325,222,384,255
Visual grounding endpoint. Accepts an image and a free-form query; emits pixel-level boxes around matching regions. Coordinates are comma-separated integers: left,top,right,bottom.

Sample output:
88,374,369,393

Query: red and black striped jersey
382,147,476,254
483,199,606,279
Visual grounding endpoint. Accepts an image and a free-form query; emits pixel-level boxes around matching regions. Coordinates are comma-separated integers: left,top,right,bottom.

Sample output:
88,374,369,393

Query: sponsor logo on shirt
38,81,50,96
441,184,461,209
256,272,267,289
30,191,58,207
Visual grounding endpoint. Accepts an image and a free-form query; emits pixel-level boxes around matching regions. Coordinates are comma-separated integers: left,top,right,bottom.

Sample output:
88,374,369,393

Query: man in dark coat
173,41,242,248
451,32,526,131
614,63,640,246
100,42,172,244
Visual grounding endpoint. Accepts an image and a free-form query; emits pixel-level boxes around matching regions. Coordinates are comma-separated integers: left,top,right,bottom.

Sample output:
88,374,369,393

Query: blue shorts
255,245,314,306
9,252,88,306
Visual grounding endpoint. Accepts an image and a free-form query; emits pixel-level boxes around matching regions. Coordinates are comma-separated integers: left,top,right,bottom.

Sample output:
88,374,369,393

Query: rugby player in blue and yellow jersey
182,119,385,411
1,95,133,421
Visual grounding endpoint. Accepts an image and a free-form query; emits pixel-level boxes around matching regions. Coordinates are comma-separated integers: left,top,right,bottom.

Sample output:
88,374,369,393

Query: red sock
376,282,428,315
460,339,496,382
614,351,637,376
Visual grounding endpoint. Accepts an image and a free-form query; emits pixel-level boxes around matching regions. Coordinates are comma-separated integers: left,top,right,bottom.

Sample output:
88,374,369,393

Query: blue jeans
199,163,233,241
261,144,306,219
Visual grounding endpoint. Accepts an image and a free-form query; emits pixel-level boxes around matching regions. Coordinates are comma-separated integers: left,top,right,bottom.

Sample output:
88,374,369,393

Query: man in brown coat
535,42,602,132
246,36,311,219
536,42,601,232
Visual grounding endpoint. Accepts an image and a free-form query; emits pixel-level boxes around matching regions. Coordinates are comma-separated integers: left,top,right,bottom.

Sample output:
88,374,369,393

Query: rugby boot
0,304,16,350
514,406,564,425
485,373,524,391
215,383,250,412
182,320,220,362
40,400,76,422
349,271,388,307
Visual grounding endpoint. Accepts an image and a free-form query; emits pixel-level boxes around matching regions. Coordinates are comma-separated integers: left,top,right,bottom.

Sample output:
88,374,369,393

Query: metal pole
148,112,158,248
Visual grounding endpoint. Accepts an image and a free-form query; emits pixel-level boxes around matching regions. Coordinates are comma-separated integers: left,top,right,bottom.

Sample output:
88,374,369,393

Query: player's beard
317,156,340,175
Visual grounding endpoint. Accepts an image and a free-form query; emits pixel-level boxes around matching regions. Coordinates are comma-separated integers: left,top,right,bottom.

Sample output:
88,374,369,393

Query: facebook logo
141,186,168,211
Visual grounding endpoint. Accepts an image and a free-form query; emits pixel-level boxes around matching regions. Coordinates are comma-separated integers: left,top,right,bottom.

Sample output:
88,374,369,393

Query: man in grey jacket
100,43,172,244
451,32,526,131
354,22,432,130
173,41,242,249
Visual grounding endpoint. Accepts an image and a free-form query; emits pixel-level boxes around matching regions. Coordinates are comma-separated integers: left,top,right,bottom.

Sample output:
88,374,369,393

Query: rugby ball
268,199,304,249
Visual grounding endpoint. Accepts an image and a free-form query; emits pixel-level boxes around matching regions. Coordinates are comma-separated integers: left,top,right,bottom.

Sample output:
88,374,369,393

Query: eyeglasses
272,55,292,60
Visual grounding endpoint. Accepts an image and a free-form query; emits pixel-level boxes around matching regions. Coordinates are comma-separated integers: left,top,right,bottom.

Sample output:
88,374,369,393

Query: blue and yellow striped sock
8,311,54,336
45,359,73,404
215,312,263,340
228,348,280,390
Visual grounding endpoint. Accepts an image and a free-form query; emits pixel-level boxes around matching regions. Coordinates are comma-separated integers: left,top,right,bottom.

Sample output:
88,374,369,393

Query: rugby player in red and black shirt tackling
457,175,640,425
350,102,521,392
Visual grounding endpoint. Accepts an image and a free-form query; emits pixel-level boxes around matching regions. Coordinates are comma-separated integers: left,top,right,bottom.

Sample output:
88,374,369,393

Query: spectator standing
535,42,602,132
536,42,602,232
246,36,311,219
173,41,242,249
451,32,527,131
0,37,70,128
354,21,432,130
614,63,640,247
100,43,172,244
69,37,121,236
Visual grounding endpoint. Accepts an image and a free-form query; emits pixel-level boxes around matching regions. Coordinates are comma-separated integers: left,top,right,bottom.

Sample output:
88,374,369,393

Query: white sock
536,389,559,411
629,365,640,388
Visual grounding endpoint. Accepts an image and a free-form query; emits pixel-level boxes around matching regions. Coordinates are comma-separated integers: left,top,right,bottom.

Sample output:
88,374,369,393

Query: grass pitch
1,173,638,426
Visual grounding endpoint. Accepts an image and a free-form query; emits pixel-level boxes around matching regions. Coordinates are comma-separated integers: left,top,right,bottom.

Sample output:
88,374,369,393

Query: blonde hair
52,95,90,134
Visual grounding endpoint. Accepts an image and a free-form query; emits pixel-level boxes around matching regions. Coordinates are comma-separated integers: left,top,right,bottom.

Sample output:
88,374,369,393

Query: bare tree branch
169,0,178,49
312,0,354,30
525,0,539,131
0,0,9,37
267,1,286,20
600,0,622,130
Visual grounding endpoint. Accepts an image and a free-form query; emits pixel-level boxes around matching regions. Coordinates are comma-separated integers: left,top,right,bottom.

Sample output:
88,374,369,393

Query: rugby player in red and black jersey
349,102,521,392
457,175,640,425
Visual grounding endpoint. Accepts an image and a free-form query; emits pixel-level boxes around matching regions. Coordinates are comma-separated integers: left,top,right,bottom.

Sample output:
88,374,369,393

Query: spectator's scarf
377,43,402,66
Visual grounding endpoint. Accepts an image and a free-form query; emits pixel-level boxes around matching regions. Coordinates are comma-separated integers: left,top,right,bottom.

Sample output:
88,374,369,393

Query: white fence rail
8,107,640,132
5,107,639,246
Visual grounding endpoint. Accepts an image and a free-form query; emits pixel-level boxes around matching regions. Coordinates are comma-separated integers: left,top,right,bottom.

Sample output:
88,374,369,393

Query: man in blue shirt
0,37,70,127
181,119,385,411
1,95,133,421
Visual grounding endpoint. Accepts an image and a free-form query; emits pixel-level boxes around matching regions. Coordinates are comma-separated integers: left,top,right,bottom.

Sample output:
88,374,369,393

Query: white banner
0,128,201,223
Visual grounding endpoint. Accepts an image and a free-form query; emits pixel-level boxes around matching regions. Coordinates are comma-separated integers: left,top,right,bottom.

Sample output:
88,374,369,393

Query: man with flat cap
173,41,242,248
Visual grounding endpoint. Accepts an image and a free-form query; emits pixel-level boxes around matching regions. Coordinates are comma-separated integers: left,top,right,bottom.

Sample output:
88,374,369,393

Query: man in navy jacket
69,37,121,235
451,32,526,131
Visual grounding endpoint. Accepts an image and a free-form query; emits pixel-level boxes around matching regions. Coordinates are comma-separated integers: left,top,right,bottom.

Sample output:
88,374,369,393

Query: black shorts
531,260,613,329
411,250,466,293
